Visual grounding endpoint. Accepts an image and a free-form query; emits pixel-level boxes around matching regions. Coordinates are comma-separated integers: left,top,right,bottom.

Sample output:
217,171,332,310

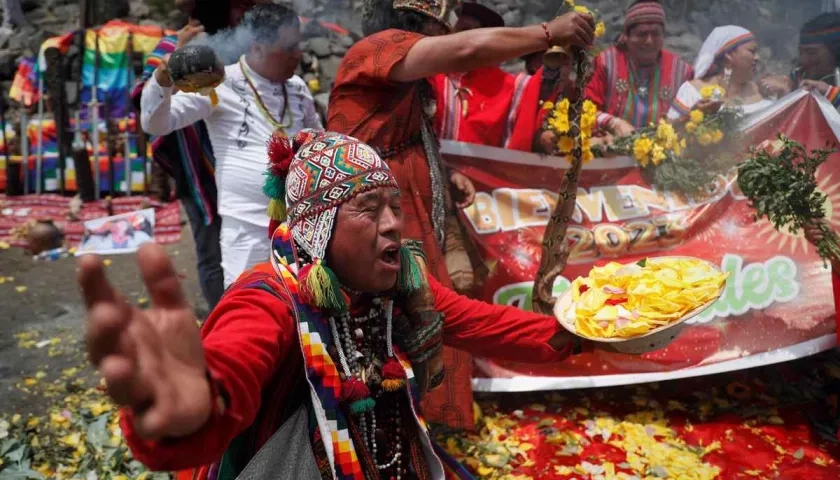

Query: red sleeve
120,281,296,471
429,73,446,137
430,275,570,363
505,69,542,152
585,52,608,110
333,29,425,87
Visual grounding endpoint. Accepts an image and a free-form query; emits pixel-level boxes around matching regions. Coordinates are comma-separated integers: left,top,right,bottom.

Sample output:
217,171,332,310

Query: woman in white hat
667,26,772,120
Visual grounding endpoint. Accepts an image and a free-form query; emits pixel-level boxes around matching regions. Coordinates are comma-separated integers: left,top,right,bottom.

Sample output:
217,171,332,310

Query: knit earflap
263,132,294,223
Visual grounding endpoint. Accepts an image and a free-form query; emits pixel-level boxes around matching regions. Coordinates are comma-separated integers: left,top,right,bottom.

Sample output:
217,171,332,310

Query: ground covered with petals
437,351,840,480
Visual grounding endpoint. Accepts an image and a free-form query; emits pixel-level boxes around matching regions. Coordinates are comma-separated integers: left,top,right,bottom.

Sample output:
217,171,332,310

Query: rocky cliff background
0,0,829,111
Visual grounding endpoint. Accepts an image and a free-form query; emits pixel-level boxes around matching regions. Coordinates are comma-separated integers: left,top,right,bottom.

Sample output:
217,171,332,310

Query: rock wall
0,0,829,107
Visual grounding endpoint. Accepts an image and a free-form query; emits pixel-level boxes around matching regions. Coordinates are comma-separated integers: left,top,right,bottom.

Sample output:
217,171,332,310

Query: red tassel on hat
267,132,294,176
297,263,314,303
382,358,406,380
340,377,371,403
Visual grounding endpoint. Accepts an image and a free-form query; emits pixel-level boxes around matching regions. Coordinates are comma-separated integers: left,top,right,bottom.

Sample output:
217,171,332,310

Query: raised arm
140,64,215,137
389,12,594,84
429,275,574,363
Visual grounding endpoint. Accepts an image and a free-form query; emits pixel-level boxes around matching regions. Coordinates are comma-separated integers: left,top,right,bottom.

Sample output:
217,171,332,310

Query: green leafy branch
738,134,840,266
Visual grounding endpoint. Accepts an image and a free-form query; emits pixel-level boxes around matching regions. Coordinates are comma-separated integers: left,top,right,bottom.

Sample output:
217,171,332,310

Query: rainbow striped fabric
9,20,174,117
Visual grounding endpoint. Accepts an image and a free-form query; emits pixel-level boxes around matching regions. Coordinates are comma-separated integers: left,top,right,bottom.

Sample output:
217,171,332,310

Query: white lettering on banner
491,255,800,322
688,254,800,324
463,179,736,235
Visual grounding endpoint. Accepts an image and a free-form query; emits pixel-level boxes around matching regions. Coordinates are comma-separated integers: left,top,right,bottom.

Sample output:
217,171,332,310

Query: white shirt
667,81,774,121
140,59,323,229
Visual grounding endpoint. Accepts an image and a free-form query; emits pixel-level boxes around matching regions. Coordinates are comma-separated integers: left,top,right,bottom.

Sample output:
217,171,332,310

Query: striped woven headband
800,26,840,46
624,2,666,31
716,32,754,58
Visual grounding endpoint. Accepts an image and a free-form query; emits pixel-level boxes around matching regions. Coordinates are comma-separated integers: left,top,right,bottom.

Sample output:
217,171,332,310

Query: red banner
443,90,839,391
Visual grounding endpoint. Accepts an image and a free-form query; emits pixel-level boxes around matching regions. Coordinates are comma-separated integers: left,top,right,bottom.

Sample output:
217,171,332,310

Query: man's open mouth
380,245,400,266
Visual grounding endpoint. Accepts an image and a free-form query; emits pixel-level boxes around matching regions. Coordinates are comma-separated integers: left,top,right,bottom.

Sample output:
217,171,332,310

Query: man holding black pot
137,3,322,293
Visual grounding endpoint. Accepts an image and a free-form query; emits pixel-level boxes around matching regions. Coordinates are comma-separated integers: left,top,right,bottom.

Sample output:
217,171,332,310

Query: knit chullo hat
263,129,427,312
393,0,459,27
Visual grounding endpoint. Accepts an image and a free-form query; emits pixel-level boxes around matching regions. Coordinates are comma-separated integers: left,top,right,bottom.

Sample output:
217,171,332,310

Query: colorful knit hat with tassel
263,128,400,312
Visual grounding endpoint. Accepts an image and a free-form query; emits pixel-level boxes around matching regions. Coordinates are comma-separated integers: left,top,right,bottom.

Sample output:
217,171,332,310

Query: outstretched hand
80,243,212,440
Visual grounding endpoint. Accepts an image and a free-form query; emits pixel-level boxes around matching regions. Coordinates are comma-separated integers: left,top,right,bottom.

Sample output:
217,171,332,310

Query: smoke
190,24,256,66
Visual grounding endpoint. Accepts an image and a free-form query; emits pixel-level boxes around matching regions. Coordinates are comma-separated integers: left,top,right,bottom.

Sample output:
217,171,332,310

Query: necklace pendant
637,86,649,99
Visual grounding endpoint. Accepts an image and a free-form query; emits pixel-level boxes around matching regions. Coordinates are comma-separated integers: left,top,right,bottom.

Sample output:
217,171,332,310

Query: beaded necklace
238,56,292,133
328,298,409,479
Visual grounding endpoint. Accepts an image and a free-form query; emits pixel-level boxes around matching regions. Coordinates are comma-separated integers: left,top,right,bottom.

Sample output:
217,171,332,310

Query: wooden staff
531,46,592,315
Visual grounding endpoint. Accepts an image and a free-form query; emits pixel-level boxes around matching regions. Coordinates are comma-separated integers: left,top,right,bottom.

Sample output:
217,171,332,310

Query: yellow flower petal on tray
567,258,727,339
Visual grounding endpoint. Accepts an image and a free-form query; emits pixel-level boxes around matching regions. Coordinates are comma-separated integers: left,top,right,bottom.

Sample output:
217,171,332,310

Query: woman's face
726,40,759,81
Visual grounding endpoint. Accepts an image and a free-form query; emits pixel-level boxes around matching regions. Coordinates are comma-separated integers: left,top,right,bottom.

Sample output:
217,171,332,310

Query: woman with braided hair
327,0,595,432
79,129,592,479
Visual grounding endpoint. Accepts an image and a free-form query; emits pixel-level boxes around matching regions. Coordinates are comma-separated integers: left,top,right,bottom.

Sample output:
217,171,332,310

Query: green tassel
397,245,425,295
266,198,287,221
403,240,426,261
322,264,348,312
303,261,347,312
350,397,375,415
262,172,286,200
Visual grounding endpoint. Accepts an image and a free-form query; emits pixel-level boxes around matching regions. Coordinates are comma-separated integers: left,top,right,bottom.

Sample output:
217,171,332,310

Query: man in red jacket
80,129,588,479
429,2,516,146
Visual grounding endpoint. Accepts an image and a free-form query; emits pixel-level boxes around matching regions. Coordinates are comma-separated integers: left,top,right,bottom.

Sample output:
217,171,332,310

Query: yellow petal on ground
15,285,27,293
103,259,112,266
59,432,81,447
50,412,68,426
0,241,9,249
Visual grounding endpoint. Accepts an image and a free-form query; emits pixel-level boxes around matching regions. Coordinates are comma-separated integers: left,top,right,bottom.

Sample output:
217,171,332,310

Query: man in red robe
327,0,595,431
428,2,515,146
80,129,589,479
506,46,576,152
585,0,693,132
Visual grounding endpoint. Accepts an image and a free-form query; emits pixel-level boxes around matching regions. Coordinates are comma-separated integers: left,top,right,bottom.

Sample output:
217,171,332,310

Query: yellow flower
564,0,575,6
541,101,554,111
574,5,592,15
557,135,575,154
698,133,713,146
595,21,606,38
307,78,320,94
689,109,704,124
700,84,726,100
655,120,677,147
556,98,570,114
582,146,595,163
583,99,597,115
633,136,654,164
711,130,724,144
686,122,697,133
651,145,666,166
549,115,570,134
